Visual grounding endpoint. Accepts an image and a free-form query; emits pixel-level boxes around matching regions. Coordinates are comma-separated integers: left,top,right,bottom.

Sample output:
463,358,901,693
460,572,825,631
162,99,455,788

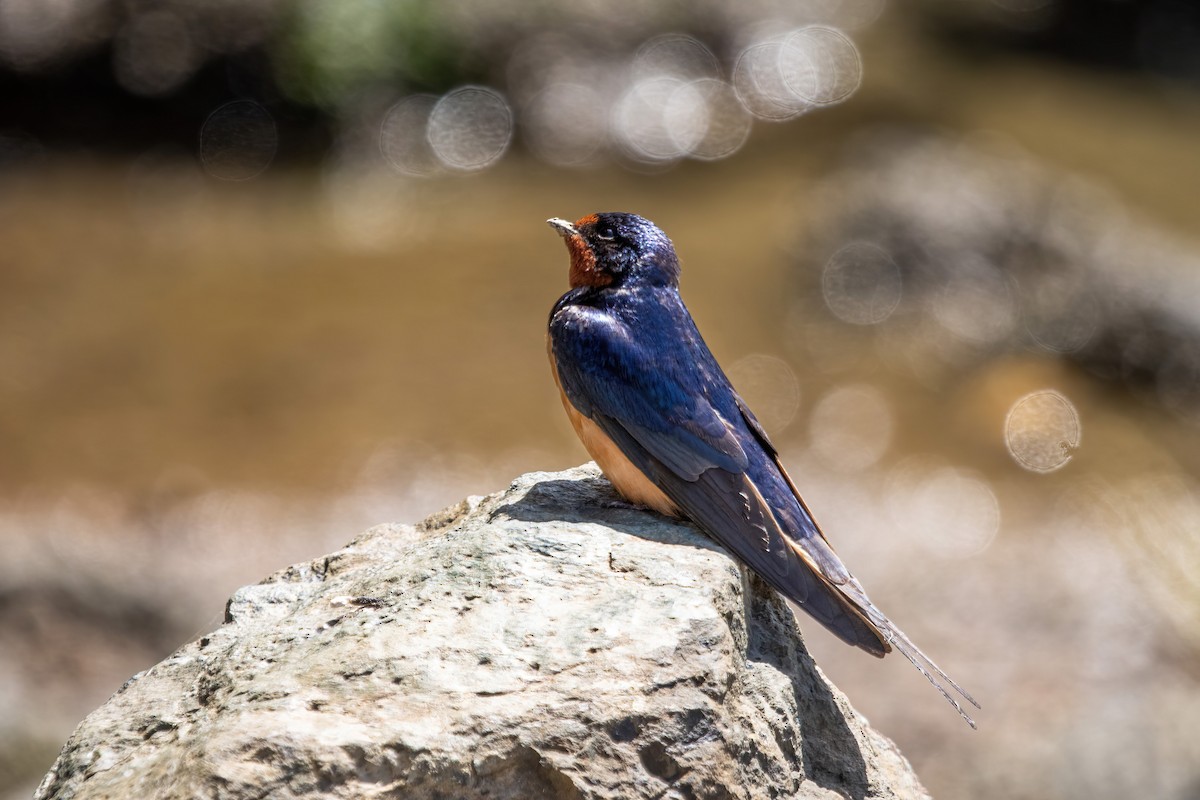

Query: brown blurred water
5,28,1200,800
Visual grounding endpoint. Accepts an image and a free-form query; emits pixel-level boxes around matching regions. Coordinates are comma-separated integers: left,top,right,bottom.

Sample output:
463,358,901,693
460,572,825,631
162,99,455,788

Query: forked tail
839,579,981,729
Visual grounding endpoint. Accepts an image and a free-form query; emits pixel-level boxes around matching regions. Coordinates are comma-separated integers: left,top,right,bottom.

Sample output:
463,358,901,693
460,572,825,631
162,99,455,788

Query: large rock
36,465,929,800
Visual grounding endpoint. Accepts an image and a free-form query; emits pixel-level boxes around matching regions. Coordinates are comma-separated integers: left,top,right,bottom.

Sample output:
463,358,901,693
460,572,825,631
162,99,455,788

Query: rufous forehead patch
573,213,600,229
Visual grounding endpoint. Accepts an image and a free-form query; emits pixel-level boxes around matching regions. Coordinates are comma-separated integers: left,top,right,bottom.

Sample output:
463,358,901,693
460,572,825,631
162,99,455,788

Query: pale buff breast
547,338,681,518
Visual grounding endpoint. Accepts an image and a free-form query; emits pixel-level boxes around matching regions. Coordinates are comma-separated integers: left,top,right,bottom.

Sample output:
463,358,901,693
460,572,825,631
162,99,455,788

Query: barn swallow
547,212,979,727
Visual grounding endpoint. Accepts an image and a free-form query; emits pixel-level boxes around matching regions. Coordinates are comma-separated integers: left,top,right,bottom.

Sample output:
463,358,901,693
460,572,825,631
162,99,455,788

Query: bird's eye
595,225,616,241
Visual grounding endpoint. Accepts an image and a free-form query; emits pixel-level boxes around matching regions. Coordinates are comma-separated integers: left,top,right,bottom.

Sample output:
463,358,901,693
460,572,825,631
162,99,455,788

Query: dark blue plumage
547,212,979,727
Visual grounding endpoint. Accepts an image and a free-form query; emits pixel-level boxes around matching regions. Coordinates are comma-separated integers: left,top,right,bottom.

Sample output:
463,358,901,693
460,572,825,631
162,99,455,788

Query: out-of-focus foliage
274,0,468,107
0,0,885,166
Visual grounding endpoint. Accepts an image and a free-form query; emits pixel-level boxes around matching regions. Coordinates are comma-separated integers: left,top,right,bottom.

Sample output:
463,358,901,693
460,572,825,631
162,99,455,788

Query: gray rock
36,465,929,800
799,131,1200,420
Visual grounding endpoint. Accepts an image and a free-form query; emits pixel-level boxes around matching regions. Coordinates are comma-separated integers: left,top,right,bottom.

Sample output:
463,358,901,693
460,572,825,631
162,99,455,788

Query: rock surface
36,465,929,800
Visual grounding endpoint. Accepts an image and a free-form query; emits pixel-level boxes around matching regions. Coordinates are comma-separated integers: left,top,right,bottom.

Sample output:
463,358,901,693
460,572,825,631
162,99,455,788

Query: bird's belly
548,347,681,517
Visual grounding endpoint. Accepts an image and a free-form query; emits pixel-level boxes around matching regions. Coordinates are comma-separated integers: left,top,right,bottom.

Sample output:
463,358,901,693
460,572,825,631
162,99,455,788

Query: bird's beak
547,218,577,238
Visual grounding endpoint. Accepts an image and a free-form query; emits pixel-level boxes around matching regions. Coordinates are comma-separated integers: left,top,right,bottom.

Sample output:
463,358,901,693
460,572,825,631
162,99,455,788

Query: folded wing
551,305,889,655
551,303,979,726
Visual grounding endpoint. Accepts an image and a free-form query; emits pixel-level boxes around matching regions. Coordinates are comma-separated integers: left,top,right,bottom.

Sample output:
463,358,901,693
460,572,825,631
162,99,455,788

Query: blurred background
3,0,1200,797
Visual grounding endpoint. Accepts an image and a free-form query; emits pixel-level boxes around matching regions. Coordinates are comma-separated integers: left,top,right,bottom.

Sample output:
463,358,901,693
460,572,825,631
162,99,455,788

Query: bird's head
547,212,680,290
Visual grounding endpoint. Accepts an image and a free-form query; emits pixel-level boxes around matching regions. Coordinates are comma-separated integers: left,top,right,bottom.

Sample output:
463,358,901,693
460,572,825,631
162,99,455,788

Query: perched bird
547,212,979,727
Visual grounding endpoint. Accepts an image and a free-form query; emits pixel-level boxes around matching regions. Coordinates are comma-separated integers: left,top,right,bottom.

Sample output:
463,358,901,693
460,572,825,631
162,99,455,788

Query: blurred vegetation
1,0,1197,155
274,0,474,107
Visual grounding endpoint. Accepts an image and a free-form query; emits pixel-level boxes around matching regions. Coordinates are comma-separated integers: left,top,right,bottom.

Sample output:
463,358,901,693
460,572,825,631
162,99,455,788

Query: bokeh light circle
112,10,198,98
380,94,442,177
1020,269,1099,353
727,354,801,433
674,79,752,161
633,33,720,82
822,242,902,325
198,100,277,181
613,77,691,163
427,86,513,171
523,82,608,167
779,26,862,106
809,384,893,472
662,81,712,156
732,40,810,121
931,262,1017,344
1004,390,1081,473
887,458,1000,558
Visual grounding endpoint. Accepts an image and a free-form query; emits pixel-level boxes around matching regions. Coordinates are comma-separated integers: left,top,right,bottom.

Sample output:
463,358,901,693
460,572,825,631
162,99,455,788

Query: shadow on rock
747,576,871,800
490,474,727,555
